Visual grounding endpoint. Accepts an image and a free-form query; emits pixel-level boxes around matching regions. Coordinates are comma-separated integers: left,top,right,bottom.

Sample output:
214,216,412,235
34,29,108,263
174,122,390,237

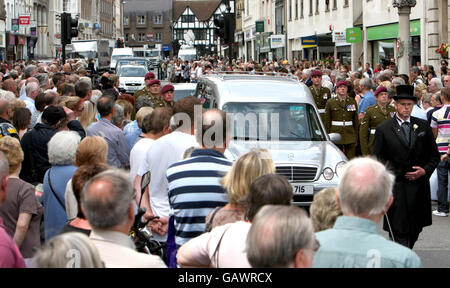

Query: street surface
378,202,450,268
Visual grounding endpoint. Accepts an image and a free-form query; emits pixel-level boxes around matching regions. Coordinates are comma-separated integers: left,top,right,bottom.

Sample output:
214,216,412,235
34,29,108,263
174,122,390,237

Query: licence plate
292,184,314,195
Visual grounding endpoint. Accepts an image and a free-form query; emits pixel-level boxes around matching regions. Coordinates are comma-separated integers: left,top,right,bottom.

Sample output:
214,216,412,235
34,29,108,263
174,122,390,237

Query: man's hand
441,154,448,162
62,106,76,122
405,166,426,181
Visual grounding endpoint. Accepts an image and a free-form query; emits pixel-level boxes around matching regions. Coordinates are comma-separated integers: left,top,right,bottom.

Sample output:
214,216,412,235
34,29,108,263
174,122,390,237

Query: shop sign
11,19,19,31
19,14,30,26
346,27,362,43
18,36,26,45
270,35,285,49
367,20,420,41
332,31,346,44
301,36,318,48
256,21,264,33
0,32,5,48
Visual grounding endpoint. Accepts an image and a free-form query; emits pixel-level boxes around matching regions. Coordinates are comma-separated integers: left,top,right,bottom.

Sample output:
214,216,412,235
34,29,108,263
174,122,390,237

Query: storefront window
372,40,394,68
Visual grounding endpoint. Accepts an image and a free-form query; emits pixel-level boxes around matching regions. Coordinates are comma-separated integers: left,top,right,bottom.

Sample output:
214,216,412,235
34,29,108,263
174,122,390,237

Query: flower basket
435,43,449,59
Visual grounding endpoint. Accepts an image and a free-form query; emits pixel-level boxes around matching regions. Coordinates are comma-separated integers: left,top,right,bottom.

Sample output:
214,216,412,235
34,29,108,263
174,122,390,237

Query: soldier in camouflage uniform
359,86,396,156
161,84,175,108
134,78,166,108
324,80,359,160
309,70,331,123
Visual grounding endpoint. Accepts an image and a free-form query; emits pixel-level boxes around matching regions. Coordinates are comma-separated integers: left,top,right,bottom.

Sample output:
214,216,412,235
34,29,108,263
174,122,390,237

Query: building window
125,34,129,42
154,15,163,24
325,0,330,12
315,0,319,14
295,0,298,19
333,0,337,10
289,0,293,21
176,29,184,40
124,16,129,26
155,33,162,42
246,0,249,16
344,0,349,7
138,33,146,42
194,29,207,40
301,0,304,18
309,0,313,16
137,15,146,25
181,15,195,23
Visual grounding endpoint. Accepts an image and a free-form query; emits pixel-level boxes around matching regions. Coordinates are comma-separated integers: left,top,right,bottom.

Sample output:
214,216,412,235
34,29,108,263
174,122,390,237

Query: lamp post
393,0,416,75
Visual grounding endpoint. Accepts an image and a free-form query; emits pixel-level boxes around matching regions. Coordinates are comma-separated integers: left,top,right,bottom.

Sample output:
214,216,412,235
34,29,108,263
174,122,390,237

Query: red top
0,218,26,268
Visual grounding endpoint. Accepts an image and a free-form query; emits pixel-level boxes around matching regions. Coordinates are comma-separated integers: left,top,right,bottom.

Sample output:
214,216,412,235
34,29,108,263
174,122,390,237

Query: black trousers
389,231,420,249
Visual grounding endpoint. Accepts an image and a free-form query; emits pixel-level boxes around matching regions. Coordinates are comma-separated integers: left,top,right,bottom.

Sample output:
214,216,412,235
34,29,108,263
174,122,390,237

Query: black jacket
372,116,440,236
20,120,85,184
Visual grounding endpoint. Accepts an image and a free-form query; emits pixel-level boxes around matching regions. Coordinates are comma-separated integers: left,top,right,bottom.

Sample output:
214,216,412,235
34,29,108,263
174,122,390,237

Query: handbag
47,168,66,210
205,207,222,232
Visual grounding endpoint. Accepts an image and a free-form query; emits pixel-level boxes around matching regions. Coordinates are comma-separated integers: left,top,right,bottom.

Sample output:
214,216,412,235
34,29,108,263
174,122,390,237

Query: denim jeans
437,160,450,213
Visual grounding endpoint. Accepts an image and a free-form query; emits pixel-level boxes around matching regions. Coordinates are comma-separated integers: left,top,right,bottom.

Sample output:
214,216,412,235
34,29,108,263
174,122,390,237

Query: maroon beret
145,72,155,80
148,79,160,86
161,84,175,94
336,80,348,88
374,86,388,97
311,70,323,77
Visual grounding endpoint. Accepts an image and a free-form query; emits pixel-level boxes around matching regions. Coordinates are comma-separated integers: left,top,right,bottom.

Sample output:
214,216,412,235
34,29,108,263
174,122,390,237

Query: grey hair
422,93,432,106
432,92,442,103
48,131,81,166
360,78,373,90
0,90,16,102
79,77,92,89
246,205,314,268
81,169,134,229
35,73,49,88
33,232,103,268
338,157,394,216
430,78,443,90
112,104,124,127
392,77,406,86
26,81,40,97
90,90,102,105
336,73,347,83
23,65,36,78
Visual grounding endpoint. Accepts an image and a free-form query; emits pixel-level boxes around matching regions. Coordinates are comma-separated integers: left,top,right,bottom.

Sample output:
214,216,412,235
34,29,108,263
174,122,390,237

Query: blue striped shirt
167,149,232,248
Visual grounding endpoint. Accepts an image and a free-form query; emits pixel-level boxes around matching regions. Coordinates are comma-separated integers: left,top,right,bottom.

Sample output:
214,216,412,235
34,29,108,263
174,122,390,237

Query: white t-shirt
130,138,155,184
136,131,198,241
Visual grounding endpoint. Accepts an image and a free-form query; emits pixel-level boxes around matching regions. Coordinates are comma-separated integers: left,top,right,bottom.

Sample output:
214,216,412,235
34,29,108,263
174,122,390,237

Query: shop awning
367,19,420,41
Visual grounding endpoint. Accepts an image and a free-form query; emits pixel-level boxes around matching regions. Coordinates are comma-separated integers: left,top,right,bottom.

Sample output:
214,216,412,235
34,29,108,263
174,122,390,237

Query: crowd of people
0,54,448,268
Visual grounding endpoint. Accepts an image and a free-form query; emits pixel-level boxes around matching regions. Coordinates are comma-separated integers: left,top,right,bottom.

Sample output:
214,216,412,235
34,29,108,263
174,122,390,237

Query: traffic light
214,16,225,40
61,12,78,45
116,38,124,48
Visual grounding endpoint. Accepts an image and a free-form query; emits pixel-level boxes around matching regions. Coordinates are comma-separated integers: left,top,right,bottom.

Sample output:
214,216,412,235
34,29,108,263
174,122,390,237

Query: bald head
63,63,72,73
0,99,10,119
26,82,40,99
338,157,394,217
201,109,229,149
81,170,134,229
2,79,18,95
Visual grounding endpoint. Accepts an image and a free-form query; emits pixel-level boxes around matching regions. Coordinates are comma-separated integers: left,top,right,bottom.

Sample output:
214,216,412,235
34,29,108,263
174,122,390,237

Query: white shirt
136,131,198,241
129,138,154,184
411,105,427,121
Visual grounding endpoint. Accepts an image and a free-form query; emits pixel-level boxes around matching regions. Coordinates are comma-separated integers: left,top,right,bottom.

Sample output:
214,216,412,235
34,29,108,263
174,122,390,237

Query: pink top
181,221,252,268
0,219,26,268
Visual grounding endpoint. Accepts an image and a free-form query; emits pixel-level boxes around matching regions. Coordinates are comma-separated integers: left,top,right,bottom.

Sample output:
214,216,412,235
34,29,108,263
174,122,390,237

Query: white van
111,48,134,72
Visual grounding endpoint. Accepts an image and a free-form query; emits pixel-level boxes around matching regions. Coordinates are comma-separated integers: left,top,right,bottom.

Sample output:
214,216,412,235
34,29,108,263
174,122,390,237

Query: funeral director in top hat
372,85,440,249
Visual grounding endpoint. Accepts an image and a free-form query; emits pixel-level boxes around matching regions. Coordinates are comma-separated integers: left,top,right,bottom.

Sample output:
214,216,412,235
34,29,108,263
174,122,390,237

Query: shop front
367,20,421,68
301,35,318,61
291,38,302,62
270,34,285,61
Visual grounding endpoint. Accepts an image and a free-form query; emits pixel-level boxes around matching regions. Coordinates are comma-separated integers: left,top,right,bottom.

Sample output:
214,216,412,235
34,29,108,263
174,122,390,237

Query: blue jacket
313,216,423,268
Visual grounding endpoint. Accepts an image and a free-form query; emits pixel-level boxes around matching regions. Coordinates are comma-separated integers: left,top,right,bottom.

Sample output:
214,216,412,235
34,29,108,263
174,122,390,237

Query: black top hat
393,85,417,101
